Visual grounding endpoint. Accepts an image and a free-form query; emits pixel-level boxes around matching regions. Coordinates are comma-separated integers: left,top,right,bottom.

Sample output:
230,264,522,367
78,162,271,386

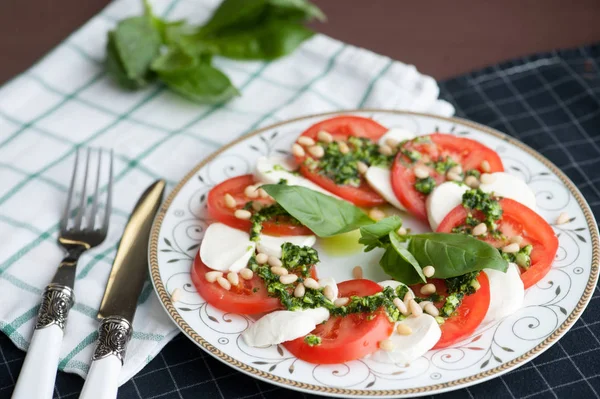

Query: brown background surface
0,0,599,85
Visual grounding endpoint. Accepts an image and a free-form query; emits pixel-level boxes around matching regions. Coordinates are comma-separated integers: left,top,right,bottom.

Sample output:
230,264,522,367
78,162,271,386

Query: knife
79,179,165,399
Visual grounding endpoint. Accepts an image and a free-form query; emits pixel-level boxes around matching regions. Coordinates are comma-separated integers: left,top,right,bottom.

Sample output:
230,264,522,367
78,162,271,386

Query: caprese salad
189,115,559,366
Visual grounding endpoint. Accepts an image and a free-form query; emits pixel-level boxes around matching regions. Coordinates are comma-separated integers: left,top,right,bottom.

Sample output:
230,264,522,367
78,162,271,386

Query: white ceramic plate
149,110,599,397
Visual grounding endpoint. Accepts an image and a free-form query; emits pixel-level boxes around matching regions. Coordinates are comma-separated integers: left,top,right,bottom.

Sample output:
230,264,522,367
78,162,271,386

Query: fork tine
88,149,103,231
74,148,91,230
101,149,113,233
61,149,80,232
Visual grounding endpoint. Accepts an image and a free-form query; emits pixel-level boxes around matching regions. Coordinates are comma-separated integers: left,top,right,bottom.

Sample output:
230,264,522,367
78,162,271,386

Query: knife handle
12,284,75,399
80,316,132,399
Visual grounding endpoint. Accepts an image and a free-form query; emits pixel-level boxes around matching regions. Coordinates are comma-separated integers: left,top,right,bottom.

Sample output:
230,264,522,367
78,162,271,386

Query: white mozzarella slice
482,263,524,324
378,280,414,298
254,156,338,198
426,182,469,231
480,172,537,211
257,234,316,258
365,166,406,211
369,314,441,365
377,128,416,146
200,223,255,272
318,277,338,300
242,308,330,347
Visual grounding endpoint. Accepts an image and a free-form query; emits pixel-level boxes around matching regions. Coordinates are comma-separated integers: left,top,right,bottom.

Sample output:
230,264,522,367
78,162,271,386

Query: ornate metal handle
92,316,133,365
35,284,75,331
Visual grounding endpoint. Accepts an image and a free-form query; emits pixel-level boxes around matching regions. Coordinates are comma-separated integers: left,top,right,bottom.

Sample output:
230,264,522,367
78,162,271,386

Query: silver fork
12,148,113,399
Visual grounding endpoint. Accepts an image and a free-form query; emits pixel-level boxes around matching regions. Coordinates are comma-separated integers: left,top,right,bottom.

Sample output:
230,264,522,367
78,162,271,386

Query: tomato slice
391,133,504,221
295,116,388,207
207,174,312,236
411,272,491,349
283,279,394,364
437,198,558,289
191,252,282,315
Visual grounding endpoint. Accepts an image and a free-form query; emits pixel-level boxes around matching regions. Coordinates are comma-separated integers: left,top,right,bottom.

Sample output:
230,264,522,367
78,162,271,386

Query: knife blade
79,179,165,399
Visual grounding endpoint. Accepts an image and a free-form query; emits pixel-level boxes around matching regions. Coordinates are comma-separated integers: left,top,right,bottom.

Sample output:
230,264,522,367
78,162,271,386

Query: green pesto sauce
439,271,480,317
248,203,301,241
502,244,533,269
414,176,436,194
451,189,503,236
431,156,458,175
304,335,322,346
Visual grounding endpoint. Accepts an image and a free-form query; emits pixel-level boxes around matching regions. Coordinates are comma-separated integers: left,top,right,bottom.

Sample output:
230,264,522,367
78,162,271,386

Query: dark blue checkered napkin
1,45,599,399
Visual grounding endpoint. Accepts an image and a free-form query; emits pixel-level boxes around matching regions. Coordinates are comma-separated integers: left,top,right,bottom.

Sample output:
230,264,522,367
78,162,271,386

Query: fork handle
12,284,74,399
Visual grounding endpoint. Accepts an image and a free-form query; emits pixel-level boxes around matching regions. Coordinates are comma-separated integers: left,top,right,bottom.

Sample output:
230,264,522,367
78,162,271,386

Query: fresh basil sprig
105,0,324,103
358,216,403,252
261,184,373,237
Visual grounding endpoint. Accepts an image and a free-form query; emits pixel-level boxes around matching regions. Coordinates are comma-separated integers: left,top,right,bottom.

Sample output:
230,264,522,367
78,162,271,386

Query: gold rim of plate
148,110,600,397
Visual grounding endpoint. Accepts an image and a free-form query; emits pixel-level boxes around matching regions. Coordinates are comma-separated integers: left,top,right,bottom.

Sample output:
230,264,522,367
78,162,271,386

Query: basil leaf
156,62,240,104
111,16,162,84
379,245,423,285
359,216,402,252
151,47,197,73
407,233,508,278
262,184,373,237
106,32,144,90
200,0,267,36
266,0,326,22
389,232,426,283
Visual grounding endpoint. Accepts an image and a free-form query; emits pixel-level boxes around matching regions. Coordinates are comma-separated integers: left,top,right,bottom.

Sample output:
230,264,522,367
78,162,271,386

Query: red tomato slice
207,174,312,236
191,252,281,315
437,198,558,289
411,272,491,349
295,116,388,207
391,133,504,221
283,279,395,364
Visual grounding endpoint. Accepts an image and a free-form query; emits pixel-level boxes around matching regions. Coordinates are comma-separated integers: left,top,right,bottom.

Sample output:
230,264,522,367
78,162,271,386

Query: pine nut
446,171,462,181
419,300,432,310
240,268,253,280
294,283,305,298
205,271,223,283
224,193,237,208
244,185,259,198
465,175,480,188
171,288,181,302
510,235,524,245
420,283,436,296
480,173,495,184
234,209,251,220
385,138,400,148
393,297,408,314
473,223,488,236
292,143,305,157
481,160,491,173
424,303,440,317
297,136,315,146
227,272,239,286
317,130,333,143
379,338,395,352
396,324,412,335
256,253,269,264
334,297,350,307
556,212,570,225
267,256,283,268
502,243,520,253
280,274,298,284
271,266,288,276
357,161,369,175
258,188,270,199
379,144,393,156
217,276,231,290
323,285,335,301
423,265,435,278
397,227,407,235
308,145,325,159
338,141,350,154
414,165,430,179
369,208,386,221
403,291,414,309
352,266,363,279
409,299,423,317
303,278,320,290
449,165,463,175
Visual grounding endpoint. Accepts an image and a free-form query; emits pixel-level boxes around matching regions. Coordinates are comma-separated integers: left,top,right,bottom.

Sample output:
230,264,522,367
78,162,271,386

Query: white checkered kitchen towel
0,0,455,384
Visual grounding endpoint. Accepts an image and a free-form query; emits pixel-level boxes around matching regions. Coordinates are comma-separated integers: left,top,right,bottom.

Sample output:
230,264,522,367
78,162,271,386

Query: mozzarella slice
480,172,537,211
378,280,414,298
254,156,338,198
257,234,316,258
426,182,468,230
369,314,441,365
318,277,338,300
242,308,330,347
200,223,255,272
365,166,406,211
482,263,524,324
377,128,416,147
